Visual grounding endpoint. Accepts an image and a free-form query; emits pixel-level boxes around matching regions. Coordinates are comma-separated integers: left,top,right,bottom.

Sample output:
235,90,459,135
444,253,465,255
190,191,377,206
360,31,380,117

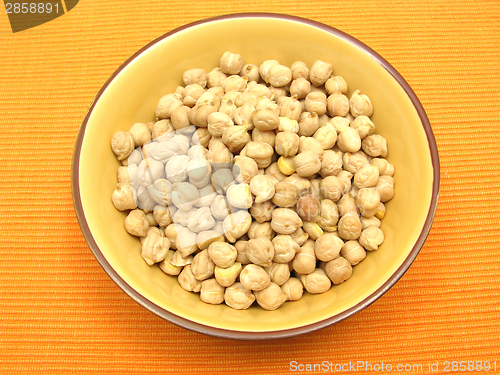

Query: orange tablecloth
1,1,499,374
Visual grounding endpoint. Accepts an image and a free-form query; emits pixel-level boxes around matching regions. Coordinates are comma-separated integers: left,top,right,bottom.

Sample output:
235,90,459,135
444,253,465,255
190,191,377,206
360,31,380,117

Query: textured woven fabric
1,1,499,374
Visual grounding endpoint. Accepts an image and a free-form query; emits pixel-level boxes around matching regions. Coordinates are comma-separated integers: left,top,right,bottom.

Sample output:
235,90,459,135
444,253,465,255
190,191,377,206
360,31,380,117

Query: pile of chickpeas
110,52,395,311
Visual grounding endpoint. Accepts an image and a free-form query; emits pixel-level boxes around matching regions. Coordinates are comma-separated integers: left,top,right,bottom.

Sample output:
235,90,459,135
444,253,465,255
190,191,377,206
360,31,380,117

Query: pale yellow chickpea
215,262,242,287
224,282,255,310
343,151,370,174
350,115,375,139
291,227,309,246
111,131,135,161
341,240,366,265
246,236,274,267
266,64,292,87
319,176,344,202
241,141,274,168
289,78,311,99
220,51,243,75
280,95,302,121
338,214,362,241
316,199,339,232
281,277,304,301
309,60,333,87
259,60,280,82
272,182,299,208
226,183,253,209
304,92,327,116
359,225,385,251
124,209,149,237
271,208,303,235
291,61,309,80
240,264,271,291
240,63,260,82
320,150,343,178
362,134,388,157
297,111,320,137
337,127,362,153
155,94,183,120
159,250,182,276
207,241,237,268
313,123,337,150
337,192,358,217
197,230,224,250
360,216,381,230
325,257,352,284
250,200,275,223
249,175,275,203
283,173,311,195
207,112,233,137
301,268,332,294
327,92,350,117
233,155,259,184
325,76,348,95
266,263,290,286
200,278,225,305
191,249,216,281
183,68,207,87
354,164,380,188
252,128,276,148
272,235,300,263
112,183,137,211
207,67,227,88
254,282,287,311
182,84,205,107
235,240,252,265
223,210,252,242
349,89,373,117
278,116,300,133
141,229,170,266
178,264,202,292
292,243,316,275
370,158,395,176
222,125,250,153
302,221,323,240
293,151,321,177
248,221,274,240
275,131,299,157
128,123,151,147
356,187,381,218
315,233,344,262
223,75,248,93
188,104,217,128
376,175,395,202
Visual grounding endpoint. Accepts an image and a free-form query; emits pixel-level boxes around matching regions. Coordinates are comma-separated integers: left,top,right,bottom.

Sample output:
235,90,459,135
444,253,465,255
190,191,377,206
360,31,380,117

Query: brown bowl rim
71,12,440,341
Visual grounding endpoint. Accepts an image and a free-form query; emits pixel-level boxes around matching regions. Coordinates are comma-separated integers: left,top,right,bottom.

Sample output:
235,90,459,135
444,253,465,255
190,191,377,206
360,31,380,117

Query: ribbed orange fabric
1,1,499,374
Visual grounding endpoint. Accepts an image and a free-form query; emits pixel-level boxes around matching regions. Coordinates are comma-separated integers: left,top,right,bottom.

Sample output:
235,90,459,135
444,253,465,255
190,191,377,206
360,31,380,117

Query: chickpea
206,140,233,167
173,207,197,227
188,104,217,128
278,117,300,133
224,282,255,310
266,64,292,87
296,195,320,222
240,63,260,82
259,60,280,81
191,249,216,281
319,176,344,202
281,277,304,301
354,164,380,188
207,112,233,137
349,90,373,117
302,221,323,240
178,264,202,293
341,240,366,265
183,68,207,87
283,173,311,195
249,175,275,203
164,224,178,249
291,227,309,246
301,268,331,294
111,131,135,161
304,92,327,116
289,78,311,99
297,111,320,137
291,61,309,80
215,262,242,287
280,95,302,121
241,141,274,169
248,222,274,241
313,124,337,150
325,257,352,284
152,119,175,141
350,115,375,139
171,182,200,211
343,151,369,174
266,263,290,286
252,108,280,131
235,240,251,265
360,216,381,230
112,183,137,211
192,128,211,148
153,205,174,227
298,136,323,156
277,156,296,176
208,241,237,268
292,244,316,275
240,264,271,291
128,123,151,147
370,158,395,176
356,187,380,218
197,230,224,250
231,155,257,185
206,67,227,88
223,75,248,93
197,89,222,107
254,282,287,311
124,209,149,237
270,235,299,264
337,127,362,153
175,226,198,258
320,150,343,178
293,151,321,177
220,51,243,75
226,183,253,209
141,229,170,266
246,237,274,267
327,92,349,117
200,278,225,305
362,134,388,157
359,225,385,251
315,233,344,262
325,76,348,95
187,207,215,233
159,250,182,276
309,60,333,87
275,131,299,157
251,128,276,148
181,84,205,108
250,200,275,223
329,116,350,133
223,210,252,242
272,182,299,208
375,202,386,219
376,175,395,202
210,195,231,220
338,213,362,240
155,94,183,120
337,192,358,217
211,168,235,194
235,91,259,107
234,102,255,128
316,199,339,232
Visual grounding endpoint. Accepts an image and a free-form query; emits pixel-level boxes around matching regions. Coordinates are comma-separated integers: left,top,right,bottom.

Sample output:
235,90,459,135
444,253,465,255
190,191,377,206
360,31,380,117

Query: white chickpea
340,240,366,265
223,210,252,242
178,264,202,292
349,90,373,117
301,268,332,294
187,207,216,233
254,282,287,311
325,257,352,284
171,182,200,211
224,282,255,310
175,226,198,258
309,60,333,87
200,278,225,305
226,183,253,209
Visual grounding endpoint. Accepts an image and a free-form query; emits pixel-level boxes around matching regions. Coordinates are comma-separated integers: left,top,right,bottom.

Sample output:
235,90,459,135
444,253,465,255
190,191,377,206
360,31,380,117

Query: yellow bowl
72,13,439,340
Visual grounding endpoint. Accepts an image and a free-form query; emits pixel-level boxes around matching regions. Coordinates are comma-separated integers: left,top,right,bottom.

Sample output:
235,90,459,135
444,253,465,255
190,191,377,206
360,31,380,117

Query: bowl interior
76,15,435,335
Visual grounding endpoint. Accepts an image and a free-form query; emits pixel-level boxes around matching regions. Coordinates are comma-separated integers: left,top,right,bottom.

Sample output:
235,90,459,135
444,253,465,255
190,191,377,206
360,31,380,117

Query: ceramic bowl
72,13,439,340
